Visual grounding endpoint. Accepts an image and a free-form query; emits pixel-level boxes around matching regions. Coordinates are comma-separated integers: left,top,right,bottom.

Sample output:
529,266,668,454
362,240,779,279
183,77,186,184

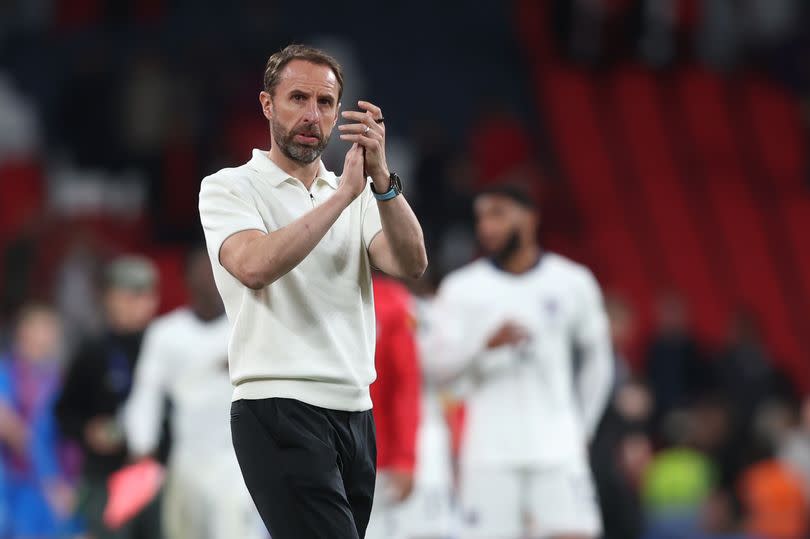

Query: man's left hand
339,100,389,190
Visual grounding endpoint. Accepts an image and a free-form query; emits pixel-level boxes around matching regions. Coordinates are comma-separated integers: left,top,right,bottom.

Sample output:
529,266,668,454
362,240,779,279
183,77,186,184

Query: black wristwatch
370,172,403,201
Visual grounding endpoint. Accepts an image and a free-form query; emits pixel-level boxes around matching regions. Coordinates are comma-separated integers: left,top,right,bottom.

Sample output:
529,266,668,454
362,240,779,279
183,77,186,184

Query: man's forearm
236,191,353,289
376,195,427,279
577,342,614,439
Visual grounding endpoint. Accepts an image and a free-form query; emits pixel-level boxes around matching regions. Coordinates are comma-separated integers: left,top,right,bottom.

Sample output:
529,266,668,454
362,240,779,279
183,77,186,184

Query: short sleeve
361,185,383,249
199,176,268,266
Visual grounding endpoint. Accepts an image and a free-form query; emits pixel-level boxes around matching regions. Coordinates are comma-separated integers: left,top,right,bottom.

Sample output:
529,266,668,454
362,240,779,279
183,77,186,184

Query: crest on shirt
543,297,560,318
464,507,480,526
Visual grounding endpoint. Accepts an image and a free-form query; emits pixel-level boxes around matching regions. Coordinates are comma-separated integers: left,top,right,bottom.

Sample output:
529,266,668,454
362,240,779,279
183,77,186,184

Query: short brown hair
263,44,344,101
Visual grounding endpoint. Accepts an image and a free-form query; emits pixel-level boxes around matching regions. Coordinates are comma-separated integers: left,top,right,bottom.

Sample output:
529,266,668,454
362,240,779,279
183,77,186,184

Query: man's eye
293,95,305,101
318,98,332,106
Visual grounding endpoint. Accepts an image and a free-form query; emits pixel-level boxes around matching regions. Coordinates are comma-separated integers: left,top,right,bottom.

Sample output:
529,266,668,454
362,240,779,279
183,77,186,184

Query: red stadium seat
780,199,810,344
536,64,655,365
468,111,533,187
676,66,808,390
609,65,728,344
742,76,807,197
675,0,701,31
507,8,806,382
0,158,45,244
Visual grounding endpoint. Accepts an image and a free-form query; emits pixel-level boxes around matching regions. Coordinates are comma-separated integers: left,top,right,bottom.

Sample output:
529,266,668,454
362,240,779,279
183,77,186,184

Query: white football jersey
124,308,232,460
431,253,613,468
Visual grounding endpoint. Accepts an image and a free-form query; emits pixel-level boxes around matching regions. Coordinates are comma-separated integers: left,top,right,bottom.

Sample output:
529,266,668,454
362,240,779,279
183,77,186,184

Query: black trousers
231,397,377,539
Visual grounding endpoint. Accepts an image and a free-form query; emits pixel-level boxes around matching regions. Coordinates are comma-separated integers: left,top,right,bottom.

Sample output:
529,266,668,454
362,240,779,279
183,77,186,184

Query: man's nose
302,101,320,123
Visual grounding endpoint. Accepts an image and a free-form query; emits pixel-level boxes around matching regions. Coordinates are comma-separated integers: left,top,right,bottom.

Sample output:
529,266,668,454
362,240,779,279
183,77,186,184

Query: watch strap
371,172,402,201
373,186,399,201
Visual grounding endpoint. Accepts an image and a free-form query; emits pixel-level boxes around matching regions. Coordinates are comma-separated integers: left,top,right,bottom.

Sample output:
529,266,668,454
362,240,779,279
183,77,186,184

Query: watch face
391,172,403,193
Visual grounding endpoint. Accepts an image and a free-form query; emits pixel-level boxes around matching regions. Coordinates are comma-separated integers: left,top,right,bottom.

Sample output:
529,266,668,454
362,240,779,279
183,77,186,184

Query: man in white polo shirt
198,44,427,539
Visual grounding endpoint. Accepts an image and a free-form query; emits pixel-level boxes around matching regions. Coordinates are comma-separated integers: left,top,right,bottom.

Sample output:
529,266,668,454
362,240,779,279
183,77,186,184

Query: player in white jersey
123,248,263,539
432,185,613,539
396,291,458,539
403,298,457,539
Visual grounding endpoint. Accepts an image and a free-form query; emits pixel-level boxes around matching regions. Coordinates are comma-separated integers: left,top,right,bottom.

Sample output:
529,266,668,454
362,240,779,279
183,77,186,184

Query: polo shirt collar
249,149,338,190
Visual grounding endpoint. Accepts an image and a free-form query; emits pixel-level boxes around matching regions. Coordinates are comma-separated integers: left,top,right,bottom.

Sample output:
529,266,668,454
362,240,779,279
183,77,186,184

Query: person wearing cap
430,185,613,539
199,44,426,539
55,255,164,539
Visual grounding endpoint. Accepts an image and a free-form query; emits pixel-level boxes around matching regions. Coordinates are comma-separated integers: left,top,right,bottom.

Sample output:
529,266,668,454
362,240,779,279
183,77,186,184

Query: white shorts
365,472,457,539
459,464,602,539
367,405,458,539
163,455,265,539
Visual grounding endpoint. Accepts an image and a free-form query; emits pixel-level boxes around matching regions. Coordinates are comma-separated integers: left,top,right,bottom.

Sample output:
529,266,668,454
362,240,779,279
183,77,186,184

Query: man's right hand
217,143,371,290
486,321,531,349
84,416,124,455
338,143,367,202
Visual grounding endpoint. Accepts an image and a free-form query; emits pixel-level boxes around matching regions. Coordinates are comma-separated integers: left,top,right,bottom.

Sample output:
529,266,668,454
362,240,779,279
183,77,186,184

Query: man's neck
499,244,542,275
191,301,224,323
267,147,321,191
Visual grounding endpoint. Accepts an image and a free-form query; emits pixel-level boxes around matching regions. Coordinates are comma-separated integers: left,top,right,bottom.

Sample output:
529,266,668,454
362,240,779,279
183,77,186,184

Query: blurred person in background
0,304,82,538
645,291,713,430
590,295,646,539
123,247,263,539
697,489,750,539
56,256,162,539
779,396,810,494
612,379,656,497
717,311,781,416
55,232,107,349
641,409,717,539
410,120,476,276
716,310,793,486
642,395,753,539
399,270,461,539
431,184,613,539
738,399,808,539
365,274,422,539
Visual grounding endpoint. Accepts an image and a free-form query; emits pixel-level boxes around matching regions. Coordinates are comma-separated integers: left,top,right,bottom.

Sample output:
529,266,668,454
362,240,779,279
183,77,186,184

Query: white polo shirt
198,149,383,411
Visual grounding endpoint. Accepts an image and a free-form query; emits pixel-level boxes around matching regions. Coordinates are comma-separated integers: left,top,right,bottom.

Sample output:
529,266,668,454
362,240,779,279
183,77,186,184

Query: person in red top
365,274,422,539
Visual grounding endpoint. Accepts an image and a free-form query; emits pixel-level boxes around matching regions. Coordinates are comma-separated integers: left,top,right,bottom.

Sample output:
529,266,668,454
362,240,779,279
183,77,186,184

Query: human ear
259,91,273,121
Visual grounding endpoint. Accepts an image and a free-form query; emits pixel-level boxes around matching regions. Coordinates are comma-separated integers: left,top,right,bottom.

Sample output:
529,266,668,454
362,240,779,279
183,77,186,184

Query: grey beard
271,120,329,165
